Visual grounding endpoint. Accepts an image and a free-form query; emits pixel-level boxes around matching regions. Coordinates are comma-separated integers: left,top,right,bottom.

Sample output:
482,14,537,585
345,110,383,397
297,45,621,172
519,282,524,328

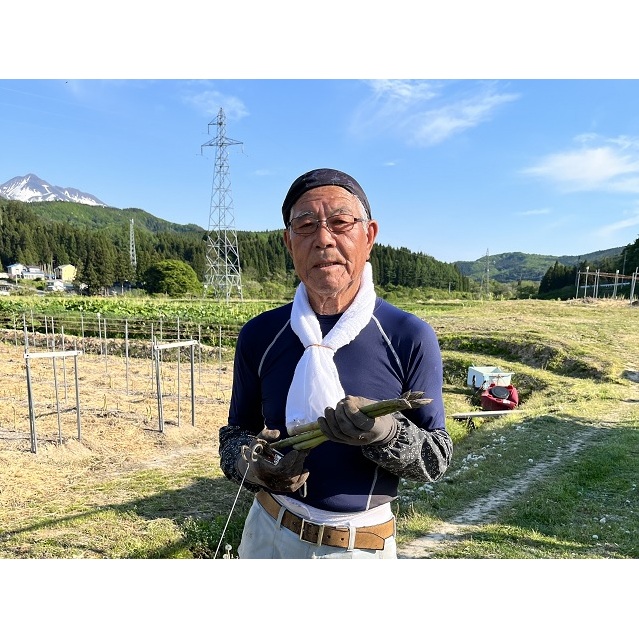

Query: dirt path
397,431,594,558
398,369,639,559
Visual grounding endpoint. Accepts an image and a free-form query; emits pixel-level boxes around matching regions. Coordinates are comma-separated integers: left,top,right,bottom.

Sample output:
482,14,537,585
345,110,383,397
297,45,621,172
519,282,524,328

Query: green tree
620,236,639,274
539,261,577,295
142,259,202,297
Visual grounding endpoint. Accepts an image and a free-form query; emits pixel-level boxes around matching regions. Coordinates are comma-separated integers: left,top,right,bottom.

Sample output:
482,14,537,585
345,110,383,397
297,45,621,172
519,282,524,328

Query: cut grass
423,425,639,559
0,298,637,559
394,298,639,558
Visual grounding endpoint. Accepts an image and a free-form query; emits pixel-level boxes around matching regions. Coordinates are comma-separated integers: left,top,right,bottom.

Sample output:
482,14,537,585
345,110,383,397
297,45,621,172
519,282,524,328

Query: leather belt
256,490,394,551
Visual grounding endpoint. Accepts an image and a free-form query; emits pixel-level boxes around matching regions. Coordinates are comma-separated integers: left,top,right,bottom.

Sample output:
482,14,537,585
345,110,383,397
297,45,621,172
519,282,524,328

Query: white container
467,366,513,389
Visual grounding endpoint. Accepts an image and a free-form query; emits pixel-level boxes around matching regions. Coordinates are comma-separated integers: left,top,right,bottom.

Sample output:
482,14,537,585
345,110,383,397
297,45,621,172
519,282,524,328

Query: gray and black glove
317,396,399,446
237,427,310,492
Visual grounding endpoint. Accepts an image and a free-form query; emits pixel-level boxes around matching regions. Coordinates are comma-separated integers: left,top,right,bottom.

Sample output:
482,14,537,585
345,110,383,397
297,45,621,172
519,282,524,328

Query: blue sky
2,6,638,265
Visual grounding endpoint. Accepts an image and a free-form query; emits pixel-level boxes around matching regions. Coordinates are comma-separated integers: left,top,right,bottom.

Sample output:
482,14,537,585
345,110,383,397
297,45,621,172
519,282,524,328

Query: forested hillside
25,200,206,235
455,247,625,283
537,238,639,299
0,200,469,294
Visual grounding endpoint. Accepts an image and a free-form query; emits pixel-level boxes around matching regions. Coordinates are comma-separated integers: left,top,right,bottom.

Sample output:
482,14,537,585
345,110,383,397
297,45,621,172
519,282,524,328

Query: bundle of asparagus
271,391,432,451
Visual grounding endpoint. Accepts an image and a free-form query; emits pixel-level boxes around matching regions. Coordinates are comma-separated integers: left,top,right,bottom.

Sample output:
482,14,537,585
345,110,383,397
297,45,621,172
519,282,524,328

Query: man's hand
237,427,310,492
317,396,399,446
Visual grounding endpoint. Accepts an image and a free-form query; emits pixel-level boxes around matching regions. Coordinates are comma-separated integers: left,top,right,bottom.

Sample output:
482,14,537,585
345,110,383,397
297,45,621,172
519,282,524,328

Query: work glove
237,427,310,493
317,396,399,446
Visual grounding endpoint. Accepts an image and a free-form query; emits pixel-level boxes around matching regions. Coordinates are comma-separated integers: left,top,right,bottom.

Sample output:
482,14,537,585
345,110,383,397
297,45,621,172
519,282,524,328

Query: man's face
284,185,378,313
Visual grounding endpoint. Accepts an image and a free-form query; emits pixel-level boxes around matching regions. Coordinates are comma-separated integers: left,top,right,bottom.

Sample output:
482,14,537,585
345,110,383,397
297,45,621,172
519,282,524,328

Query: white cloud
594,210,639,238
182,89,249,120
523,135,639,193
367,80,441,104
351,80,519,147
409,91,519,146
516,207,551,216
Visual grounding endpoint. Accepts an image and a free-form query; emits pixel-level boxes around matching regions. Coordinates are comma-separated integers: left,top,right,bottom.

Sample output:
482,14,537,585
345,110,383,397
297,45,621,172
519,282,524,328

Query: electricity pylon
129,218,137,269
201,107,243,300
479,248,491,298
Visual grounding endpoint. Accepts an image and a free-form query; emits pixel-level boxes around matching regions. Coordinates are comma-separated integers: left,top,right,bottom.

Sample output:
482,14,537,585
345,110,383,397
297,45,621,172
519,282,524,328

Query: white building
7,263,25,278
7,263,47,280
45,280,66,292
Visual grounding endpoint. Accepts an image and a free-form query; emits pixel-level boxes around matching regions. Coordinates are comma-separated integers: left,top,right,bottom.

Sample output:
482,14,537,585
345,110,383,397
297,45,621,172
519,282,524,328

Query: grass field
0,297,637,564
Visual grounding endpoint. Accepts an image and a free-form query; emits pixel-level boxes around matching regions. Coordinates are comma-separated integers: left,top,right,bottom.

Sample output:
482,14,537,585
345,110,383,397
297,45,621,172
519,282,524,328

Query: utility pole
479,249,490,298
129,218,137,269
485,249,490,297
201,107,243,301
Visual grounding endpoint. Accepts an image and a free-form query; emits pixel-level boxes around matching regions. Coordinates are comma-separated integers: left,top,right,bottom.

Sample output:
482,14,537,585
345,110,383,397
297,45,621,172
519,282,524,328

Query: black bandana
281,168,372,226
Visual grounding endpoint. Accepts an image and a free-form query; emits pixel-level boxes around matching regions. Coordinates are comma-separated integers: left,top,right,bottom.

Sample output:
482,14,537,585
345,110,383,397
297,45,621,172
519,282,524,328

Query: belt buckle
299,518,325,546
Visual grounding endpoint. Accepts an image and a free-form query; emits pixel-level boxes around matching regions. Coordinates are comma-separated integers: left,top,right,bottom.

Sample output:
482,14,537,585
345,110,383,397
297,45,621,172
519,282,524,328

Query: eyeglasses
288,213,367,236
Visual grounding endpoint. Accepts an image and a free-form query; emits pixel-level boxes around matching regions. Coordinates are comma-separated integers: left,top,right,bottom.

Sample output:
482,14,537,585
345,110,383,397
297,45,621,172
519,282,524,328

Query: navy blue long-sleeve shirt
218,297,452,512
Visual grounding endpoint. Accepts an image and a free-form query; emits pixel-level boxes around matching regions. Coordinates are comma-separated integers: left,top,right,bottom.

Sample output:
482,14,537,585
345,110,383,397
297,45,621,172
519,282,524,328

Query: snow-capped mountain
0,173,108,207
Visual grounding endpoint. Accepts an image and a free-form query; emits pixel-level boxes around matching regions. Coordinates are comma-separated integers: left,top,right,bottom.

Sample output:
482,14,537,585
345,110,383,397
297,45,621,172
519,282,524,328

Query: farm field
0,296,637,565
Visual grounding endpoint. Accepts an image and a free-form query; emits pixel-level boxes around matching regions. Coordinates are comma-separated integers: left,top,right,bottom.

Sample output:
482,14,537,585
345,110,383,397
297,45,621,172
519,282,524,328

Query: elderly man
218,168,452,559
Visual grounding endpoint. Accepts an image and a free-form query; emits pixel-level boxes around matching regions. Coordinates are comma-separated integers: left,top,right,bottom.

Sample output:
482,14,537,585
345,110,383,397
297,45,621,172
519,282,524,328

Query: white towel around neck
285,262,376,434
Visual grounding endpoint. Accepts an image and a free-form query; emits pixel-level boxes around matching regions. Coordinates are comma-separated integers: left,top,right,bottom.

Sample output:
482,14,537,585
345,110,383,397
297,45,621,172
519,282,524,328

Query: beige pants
237,495,397,559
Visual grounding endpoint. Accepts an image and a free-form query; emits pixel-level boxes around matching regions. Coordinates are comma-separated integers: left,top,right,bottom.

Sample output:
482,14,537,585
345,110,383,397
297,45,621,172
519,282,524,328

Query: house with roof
54,264,77,282
45,280,66,292
22,266,46,280
6,263,47,280
7,263,25,278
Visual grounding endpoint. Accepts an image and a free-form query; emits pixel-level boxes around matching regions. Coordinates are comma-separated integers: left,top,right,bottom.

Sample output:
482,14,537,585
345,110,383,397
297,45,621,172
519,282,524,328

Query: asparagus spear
271,391,432,451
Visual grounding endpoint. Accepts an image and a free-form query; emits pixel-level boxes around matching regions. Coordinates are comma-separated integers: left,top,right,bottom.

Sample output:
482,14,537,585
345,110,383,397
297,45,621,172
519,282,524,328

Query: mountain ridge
455,247,625,283
0,173,108,207
1,173,626,283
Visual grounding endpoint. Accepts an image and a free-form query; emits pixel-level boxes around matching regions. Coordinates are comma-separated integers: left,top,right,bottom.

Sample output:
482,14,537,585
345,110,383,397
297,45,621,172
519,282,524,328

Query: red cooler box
480,384,519,411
